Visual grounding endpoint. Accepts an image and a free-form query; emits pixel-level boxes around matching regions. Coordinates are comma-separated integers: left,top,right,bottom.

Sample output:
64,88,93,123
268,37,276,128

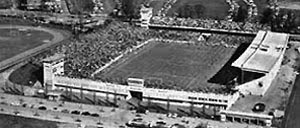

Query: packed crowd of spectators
151,16,270,32
63,21,153,78
156,0,177,17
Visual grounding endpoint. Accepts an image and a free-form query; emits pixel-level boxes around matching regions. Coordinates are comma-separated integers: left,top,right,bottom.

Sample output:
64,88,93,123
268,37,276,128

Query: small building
139,4,153,28
26,0,42,10
43,54,65,90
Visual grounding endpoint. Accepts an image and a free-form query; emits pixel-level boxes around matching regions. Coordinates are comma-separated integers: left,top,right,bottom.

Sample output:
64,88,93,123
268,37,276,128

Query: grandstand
232,31,289,95
1,0,295,127
220,31,289,127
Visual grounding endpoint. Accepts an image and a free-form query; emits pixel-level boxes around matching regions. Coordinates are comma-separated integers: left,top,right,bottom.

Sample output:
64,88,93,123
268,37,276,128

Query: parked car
126,118,149,128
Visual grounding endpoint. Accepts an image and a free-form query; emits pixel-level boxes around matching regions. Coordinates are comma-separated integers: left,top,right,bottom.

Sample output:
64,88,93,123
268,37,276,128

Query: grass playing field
0,28,53,62
96,41,241,91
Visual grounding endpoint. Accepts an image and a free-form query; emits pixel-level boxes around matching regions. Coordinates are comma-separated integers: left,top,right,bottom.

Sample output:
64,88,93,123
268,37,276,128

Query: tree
120,0,141,21
260,8,274,24
285,11,297,32
233,7,248,22
271,10,297,33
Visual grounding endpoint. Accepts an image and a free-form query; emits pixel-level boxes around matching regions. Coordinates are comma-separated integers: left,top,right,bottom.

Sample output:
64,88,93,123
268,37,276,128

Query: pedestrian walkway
0,93,268,128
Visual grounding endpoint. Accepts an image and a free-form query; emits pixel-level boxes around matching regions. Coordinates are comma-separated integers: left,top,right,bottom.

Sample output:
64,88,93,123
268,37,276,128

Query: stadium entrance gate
129,91,143,101
127,78,145,101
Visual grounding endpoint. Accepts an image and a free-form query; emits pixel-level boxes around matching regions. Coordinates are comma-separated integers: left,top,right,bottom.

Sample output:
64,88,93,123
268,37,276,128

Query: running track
0,25,70,71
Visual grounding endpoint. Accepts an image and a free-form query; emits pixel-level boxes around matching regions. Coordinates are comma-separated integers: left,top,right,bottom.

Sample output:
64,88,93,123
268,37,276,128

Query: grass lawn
8,63,42,87
166,0,230,20
0,114,59,128
0,28,53,62
96,41,239,91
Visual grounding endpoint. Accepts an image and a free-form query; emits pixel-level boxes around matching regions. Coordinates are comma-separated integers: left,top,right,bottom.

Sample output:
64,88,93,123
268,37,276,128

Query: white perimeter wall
53,76,239,108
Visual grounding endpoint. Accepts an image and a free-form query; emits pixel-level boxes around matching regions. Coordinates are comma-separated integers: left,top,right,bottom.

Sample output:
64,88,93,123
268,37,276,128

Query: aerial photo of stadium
0,0,300,128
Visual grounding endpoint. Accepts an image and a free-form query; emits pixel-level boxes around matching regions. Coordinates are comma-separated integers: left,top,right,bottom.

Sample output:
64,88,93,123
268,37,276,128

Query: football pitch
96,41,241,91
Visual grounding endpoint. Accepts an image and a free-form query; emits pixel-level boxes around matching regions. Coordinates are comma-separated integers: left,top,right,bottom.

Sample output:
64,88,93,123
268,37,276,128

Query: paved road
0,93,269,128
283,75,300,128
0,93,133,128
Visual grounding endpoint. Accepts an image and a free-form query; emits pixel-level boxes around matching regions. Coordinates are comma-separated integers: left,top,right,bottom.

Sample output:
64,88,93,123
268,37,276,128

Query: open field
8,63,42,87
166,0,230,19
0,28,53,62
96,41,243,91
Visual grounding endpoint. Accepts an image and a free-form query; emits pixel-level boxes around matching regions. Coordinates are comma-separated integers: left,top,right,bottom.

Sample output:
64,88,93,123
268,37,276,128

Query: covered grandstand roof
232,31,289,73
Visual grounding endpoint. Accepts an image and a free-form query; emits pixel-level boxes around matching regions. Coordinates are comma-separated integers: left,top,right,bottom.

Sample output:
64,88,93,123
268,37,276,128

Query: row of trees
117,0,299,34
260,6,299,33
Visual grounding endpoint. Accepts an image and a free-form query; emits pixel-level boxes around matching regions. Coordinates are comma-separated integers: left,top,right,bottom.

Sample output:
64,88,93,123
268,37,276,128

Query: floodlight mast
72,0,84,37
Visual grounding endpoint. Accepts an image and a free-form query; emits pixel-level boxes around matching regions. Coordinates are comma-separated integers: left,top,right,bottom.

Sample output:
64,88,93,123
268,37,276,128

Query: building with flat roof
232,31,288,74
43,53,64,90
220,31,289,127
232,31,289,96
139,4,153,28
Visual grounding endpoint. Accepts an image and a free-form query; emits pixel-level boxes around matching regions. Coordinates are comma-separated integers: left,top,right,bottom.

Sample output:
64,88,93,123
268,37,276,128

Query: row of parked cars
1,99,102,118
126,114,186,128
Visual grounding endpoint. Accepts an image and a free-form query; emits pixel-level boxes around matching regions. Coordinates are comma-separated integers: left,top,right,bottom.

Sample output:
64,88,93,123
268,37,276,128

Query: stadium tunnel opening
129,90,143,101
241,71,265,84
